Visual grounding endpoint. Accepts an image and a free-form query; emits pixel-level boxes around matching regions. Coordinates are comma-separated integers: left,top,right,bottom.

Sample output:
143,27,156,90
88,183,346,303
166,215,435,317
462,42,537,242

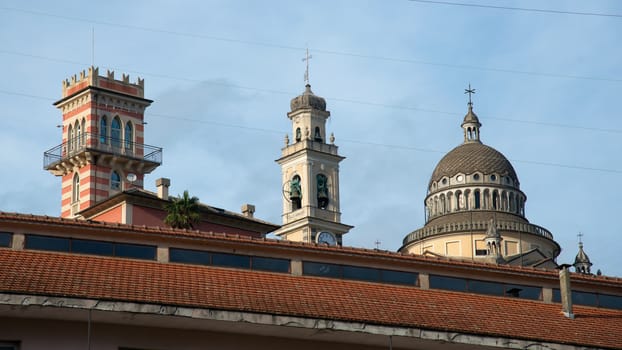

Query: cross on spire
464,83,476,107
302,48,312,84
578,232,584,244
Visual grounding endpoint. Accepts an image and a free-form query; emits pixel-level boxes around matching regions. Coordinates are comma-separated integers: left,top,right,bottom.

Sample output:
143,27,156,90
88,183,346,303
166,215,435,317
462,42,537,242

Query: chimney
241,204,255,218
558,264,574,319
155,178,171,200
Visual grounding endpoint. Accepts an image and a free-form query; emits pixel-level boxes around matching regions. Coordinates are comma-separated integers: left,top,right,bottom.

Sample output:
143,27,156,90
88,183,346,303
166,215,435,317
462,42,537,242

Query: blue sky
1,0,621,276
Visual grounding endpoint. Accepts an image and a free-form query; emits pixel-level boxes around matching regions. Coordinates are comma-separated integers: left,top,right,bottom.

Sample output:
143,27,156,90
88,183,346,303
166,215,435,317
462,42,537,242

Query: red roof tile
0,249,621,349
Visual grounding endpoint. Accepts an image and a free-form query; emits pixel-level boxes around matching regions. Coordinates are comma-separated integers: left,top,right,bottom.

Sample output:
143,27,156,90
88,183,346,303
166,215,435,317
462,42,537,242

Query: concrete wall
0,317,382,350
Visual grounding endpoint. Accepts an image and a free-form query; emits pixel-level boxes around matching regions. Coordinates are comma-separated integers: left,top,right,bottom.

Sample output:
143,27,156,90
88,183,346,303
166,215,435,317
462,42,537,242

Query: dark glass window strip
430,274,542,300
302,261,419,286
553,289,622,310
24,234,156,261
169,248,290,273
0,232,13,247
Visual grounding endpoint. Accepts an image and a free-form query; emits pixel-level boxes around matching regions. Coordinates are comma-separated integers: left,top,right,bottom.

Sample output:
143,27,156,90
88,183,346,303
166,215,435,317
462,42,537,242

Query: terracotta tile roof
1,249,621,349
2,211,622,287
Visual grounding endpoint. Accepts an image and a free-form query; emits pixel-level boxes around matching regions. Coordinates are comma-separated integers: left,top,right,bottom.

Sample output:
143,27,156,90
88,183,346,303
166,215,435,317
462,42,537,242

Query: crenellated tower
43,67,162,218
274,84,352,245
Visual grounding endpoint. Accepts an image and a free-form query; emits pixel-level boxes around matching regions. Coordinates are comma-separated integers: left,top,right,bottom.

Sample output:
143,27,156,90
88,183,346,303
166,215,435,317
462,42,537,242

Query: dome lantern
462,84,481,143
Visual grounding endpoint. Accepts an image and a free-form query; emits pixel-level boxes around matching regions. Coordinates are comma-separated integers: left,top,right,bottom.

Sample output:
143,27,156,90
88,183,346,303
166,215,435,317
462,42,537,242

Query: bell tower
43,67,162,218
274,84,352,245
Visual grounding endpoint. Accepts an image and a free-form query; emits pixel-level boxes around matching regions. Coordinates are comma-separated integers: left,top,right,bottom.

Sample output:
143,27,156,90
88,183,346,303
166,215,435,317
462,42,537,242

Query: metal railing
43,132,162,169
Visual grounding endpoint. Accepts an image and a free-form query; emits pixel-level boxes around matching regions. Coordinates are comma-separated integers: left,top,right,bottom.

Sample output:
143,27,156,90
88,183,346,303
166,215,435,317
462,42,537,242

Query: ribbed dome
429,142,518,186
290,84,326,112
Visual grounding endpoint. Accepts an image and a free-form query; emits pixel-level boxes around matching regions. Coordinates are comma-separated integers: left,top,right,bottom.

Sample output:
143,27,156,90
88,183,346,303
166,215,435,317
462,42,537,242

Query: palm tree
164,190,201,229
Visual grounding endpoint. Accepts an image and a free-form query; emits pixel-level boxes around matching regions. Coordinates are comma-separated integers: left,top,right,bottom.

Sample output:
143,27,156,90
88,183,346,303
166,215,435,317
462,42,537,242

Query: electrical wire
407,0,622,18
1,89,620,175
1,7,621,83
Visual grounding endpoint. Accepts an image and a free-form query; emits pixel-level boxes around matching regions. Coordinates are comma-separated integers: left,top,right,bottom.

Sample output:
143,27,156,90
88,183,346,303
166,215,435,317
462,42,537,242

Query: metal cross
577,232,583,243
374,239,381,249
302,48,312,84
464,83,476,107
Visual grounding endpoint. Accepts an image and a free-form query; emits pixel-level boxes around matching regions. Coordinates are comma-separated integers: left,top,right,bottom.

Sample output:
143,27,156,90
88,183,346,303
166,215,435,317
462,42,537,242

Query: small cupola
461,84,482,143
573,241,593,274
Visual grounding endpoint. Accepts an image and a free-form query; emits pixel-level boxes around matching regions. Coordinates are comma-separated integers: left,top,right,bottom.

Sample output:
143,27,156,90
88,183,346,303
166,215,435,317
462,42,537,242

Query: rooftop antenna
464,83,476,108
374,239,381,250
302,47,312,84
91,27,95,67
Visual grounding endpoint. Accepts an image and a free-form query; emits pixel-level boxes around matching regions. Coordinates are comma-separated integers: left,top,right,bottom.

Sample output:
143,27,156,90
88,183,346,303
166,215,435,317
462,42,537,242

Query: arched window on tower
111,116,121,149
317,174,329,209
100,116,108,144
111,171,121,191
295,128,302,142
75,120,81,148
72,173,80,203
474,190,481,209
314,127,322,142
124,122,133,152
290,175,302,210
81,118,86,146
467,127,472,140
68,124,74,152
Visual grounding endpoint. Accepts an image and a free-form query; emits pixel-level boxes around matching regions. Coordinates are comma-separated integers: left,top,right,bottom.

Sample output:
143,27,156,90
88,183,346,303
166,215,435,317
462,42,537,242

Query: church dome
429,142,518,187
290,84,326,112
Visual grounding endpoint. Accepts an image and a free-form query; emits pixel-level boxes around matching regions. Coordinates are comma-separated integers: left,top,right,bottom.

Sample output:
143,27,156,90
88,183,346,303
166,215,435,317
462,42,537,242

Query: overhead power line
1,7,621,83
0,90,620,175
407,0,622,18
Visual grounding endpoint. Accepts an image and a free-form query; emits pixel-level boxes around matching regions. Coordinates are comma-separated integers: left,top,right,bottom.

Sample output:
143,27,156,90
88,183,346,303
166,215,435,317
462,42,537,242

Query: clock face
317,231,337,246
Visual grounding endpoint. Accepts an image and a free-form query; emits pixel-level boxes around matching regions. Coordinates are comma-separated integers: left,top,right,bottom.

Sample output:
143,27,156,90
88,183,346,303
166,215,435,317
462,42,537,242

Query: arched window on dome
474,190,481,209
100,115,108,144
483,189,490,209
492,191,499,210
111,116,121,149
440,194,446,214
434,197,440,215
456,191,462,210
501,192,508,211
111,171,121,191
509,192,515,213
464,189,470,210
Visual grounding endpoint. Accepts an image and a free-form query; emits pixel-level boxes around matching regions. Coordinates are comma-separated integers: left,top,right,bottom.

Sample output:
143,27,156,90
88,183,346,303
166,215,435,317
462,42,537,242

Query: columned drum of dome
399,94,560,267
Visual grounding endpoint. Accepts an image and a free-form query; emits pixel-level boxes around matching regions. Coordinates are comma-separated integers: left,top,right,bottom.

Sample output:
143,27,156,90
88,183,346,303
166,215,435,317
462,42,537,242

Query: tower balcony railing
402,219,554,246
43,132,162,169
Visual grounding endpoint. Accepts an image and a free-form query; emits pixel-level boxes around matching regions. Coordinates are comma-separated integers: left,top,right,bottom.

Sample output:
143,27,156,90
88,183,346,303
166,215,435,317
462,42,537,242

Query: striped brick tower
44,67,162,218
